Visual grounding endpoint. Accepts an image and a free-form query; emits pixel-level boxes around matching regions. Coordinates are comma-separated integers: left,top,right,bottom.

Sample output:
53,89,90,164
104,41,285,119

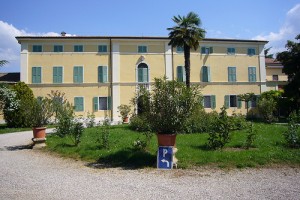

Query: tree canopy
167,12,205,87
276,34,300,109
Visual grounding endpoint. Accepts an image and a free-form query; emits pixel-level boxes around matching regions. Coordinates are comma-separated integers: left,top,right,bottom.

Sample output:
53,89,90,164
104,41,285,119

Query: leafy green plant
257,97,277,123
117,104,131,119
207,106,231,150
133,131,153,152
71,120,84,146
229,111,247,130
283,111,300,148
96,117,111,149
85,112,96,128
2,82,35,128
244,122,257,149
54,102,75,138
147,77,202,134
129,114,151,132
30,97,53,127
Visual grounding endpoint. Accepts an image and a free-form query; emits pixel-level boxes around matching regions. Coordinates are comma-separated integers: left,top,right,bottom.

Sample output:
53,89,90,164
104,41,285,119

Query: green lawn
0,124,32,134
45,123,300,169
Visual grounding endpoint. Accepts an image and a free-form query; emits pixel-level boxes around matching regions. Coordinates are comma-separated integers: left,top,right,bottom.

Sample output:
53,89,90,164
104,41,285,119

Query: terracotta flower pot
32,127,46,139
157,133,177,146
123,116,129,124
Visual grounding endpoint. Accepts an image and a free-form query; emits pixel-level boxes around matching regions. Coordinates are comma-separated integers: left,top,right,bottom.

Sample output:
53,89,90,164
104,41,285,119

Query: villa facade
16,35,268,121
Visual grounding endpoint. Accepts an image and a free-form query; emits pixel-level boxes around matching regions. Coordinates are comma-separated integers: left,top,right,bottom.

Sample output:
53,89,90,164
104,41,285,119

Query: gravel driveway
0,130,300,200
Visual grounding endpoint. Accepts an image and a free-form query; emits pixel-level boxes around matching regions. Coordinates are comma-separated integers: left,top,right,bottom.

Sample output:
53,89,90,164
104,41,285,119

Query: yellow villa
16,35,268,122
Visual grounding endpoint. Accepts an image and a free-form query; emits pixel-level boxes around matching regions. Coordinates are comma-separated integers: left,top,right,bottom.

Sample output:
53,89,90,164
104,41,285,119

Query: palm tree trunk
184,45,191,88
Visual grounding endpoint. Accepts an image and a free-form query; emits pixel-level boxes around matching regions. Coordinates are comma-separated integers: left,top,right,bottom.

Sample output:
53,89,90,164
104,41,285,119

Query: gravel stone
0,130,300,200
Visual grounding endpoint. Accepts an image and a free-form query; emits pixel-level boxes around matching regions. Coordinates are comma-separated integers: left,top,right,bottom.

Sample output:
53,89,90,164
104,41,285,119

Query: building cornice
16,36,268,44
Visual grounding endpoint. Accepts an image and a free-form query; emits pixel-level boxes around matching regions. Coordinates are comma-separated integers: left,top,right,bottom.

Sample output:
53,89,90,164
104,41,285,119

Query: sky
0,0,300,72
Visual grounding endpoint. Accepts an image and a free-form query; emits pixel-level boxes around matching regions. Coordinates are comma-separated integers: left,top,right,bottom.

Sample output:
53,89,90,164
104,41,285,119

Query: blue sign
157,146,173,169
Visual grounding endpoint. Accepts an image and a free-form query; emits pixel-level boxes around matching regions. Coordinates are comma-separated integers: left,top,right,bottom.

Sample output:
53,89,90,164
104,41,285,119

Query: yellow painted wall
266,68,287,81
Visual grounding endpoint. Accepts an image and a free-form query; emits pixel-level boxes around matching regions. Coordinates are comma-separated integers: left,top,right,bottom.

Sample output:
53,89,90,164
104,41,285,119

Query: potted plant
30,97,53,139
147,77,201,146
117,104,131,123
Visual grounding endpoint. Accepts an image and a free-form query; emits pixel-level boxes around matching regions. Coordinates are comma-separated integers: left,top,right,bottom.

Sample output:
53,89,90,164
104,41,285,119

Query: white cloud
252,4,300,56
0,21,73,72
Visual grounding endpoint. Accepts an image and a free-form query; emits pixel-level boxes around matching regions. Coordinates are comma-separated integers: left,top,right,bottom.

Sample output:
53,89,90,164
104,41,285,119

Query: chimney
61,31,66,36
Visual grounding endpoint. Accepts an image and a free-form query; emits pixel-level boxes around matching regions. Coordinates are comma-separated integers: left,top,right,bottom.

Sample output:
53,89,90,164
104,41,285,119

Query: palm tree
0,60,8,67
167,12,205,87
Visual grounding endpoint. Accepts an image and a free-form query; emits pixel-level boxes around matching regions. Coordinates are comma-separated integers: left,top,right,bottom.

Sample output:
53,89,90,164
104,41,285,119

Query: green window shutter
202,66,210,82
138,68,143,82
107,96,112,110
209,47,213,54
201,47,206,54
142,67,148,82
182,66,186,82
224,95,230,108
177,66,183,82
32,67,41,83
74,66,83,83
211,95,216,109
98,66,108,83
53,67,63,83
73,67,78,83
93,97,98,111
32,67,36,83
58,67,62,83
202,66,207,82
228,67,236,82
53,67,57,83
237,97,242,109
74,97,84,112
79,67,83,83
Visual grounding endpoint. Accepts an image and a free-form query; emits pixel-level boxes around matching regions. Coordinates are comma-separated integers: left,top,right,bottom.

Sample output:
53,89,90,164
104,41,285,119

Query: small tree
2,82,35,127
238,93,255,116
257,98,277,123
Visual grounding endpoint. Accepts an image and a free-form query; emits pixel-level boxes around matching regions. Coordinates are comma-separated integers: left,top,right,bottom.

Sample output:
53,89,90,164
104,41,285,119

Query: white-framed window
32,67,42,83
247,48,256,56
227,47,235,55
225,95,242,108
228,67,237,82
138,45,147,53
203,95,216,109
177,66,186,82
98,45,107,53
201,46,213,54
93,96,112,111
248,67,256,82
53,66,63,83
201,66,211,82
74,45,83,52
54,45,63,52
73,66,83,83
98,66,108,83
137,63,149,82
32,45,42,52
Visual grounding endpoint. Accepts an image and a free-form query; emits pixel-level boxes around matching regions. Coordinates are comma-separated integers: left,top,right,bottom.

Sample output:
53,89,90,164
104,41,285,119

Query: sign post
157,146,173,169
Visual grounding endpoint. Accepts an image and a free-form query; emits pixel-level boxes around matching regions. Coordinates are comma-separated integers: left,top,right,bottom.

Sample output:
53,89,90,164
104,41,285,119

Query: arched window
137,63,148,83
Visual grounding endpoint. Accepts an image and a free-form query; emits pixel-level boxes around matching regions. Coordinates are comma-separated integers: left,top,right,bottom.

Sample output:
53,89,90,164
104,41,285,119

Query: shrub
2,82,34,127
244,122,257,149
96,117,111,149
54,102,74,138
129,114,151,132
257,98,277,123
207,106,231,150
283,111,300,148
229,112,247,130
182,107,218,133
133,131,153,152
85,112,96,128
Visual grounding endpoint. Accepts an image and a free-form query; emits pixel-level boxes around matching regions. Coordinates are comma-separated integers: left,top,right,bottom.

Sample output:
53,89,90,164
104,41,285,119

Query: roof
0,73,20,83
265,58,283,68
15,35,268,44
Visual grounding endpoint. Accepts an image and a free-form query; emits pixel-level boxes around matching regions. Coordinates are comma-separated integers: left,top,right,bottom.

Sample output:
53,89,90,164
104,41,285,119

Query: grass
0,124,32,134
45,123,300,169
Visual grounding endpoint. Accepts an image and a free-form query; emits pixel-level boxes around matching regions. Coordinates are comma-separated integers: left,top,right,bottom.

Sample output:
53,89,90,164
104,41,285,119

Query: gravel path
0,131,300,200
